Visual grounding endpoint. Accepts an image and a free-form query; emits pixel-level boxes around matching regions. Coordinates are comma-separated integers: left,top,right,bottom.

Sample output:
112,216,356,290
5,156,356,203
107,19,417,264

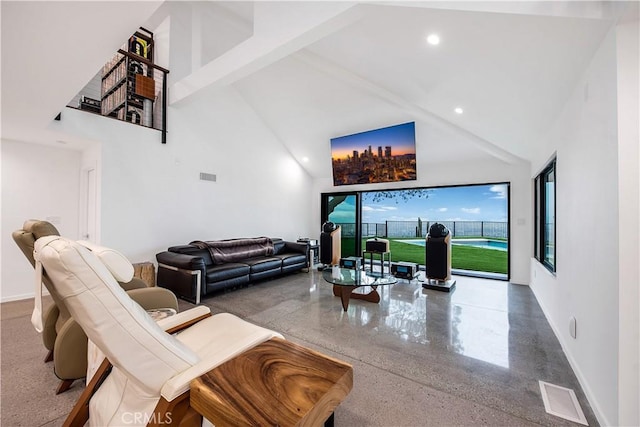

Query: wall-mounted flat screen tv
331,121,417,186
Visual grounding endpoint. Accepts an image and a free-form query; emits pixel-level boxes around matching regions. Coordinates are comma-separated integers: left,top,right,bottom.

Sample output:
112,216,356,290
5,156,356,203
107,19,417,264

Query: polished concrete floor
1,271,597,426
193,270,597,426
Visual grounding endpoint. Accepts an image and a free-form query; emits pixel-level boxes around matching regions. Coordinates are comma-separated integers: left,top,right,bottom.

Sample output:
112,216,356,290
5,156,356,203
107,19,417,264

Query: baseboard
1,290,49,303
529,278,611,427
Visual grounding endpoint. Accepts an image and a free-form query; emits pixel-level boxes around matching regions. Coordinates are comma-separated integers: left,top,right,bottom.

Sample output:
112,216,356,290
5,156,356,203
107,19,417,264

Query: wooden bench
190,338,353,426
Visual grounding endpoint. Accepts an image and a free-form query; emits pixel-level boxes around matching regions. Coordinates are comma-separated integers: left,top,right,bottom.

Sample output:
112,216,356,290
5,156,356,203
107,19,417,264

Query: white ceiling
1,1,620,177
1,1,163,149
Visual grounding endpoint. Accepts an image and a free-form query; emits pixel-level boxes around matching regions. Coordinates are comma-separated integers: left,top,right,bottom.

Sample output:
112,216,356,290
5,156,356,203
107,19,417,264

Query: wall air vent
199,173,217,182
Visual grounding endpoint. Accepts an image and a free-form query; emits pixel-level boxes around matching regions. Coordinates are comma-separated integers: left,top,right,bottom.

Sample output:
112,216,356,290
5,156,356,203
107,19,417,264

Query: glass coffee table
322,266,398,311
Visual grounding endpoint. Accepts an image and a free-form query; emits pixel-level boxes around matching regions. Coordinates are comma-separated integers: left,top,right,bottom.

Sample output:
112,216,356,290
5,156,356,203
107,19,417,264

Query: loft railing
66,29,169,143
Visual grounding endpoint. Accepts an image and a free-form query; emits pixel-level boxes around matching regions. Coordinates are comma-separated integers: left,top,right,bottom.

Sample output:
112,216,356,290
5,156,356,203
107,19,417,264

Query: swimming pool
401,239,508,251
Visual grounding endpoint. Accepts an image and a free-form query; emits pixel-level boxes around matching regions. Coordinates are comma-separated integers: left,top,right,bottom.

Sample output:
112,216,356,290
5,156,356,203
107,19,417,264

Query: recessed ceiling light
302,157,309,163
454,107,464,114
426,34,440,45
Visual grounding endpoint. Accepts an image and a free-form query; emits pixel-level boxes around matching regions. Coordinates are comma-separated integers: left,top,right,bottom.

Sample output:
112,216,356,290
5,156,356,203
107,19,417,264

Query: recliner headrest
77,240,134,283
24,220,61,239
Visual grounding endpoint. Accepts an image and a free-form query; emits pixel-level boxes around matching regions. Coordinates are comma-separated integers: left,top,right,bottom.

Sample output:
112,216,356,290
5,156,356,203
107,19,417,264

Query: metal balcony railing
66,29,169,143
339,220,509,239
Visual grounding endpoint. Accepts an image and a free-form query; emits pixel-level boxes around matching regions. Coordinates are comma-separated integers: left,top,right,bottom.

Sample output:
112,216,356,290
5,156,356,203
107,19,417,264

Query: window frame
534,158,556,273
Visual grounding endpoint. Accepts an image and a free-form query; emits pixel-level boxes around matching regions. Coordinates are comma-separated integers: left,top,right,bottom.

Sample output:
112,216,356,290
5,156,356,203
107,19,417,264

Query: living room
1,1,638,426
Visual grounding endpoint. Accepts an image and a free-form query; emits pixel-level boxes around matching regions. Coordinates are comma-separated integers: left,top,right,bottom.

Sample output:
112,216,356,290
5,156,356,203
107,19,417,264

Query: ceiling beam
372,1,619,20
170,2,362,105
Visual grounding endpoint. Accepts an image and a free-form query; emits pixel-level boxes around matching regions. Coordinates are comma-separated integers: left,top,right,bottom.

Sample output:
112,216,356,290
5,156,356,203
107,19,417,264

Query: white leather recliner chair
14,219,181,395
34,235,283,427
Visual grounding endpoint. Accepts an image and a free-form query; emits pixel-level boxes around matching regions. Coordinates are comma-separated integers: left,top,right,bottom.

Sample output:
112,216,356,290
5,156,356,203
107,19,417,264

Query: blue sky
331,122,416,160
329,184,508,224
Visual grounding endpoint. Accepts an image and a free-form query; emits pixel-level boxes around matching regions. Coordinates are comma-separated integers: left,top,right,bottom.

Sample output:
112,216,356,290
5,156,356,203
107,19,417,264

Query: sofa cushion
272,253,307,267
205,275,249,294
243,257,282,273
206,263,250,283
250,269,282,281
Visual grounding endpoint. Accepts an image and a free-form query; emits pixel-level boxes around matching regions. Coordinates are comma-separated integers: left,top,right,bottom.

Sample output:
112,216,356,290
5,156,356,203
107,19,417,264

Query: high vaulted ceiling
1,1,624,178
1,1,163,149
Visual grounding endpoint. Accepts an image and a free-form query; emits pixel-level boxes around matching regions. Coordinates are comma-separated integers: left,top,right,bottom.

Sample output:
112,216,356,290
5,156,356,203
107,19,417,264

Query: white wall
615,14,639,427
53,85,313,265
312,127,532,285
1,140,81,302
529,28,620,426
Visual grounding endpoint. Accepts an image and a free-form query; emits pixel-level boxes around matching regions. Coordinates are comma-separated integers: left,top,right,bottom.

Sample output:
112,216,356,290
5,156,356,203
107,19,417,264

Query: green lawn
339,237,507,274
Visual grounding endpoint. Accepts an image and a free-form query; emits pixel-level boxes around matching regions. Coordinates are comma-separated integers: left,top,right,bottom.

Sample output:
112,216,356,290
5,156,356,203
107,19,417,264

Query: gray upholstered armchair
12,220,179,394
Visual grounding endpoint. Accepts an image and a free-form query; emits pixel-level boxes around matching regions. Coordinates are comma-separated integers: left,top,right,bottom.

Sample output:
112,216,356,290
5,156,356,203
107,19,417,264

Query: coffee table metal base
333,284,380,311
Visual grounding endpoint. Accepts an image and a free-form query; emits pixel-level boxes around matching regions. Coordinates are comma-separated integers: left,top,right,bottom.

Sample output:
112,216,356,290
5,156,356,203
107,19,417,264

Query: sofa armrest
284,241,308,255
156,251,206,271
284,241,310,268
156,252,206,304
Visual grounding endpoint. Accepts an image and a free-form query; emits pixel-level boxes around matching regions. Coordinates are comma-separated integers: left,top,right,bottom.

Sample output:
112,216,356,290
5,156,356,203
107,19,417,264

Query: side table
309,243,320,266
190,338,353,426
298,239,320,268
133,261,156,287
362,250,391,275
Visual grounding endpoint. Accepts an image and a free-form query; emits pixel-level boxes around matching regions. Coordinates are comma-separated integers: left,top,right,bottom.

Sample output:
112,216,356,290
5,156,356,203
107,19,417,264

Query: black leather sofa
156,237,309,303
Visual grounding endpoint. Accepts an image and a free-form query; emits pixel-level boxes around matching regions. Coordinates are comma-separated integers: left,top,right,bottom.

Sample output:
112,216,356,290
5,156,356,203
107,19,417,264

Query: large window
322,183,510,279
535,159,556,272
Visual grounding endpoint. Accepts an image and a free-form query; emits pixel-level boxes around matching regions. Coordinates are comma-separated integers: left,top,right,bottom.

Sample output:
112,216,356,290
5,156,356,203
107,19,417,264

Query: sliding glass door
321,183,509,280
321,192,360,257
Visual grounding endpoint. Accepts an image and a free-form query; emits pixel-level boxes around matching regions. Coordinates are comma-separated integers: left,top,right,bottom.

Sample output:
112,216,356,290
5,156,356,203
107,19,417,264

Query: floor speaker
425,234,451,281
320,226,341,265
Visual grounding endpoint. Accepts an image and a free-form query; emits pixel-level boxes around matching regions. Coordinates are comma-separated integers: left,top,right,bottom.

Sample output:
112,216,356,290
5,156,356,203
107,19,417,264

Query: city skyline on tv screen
331,121,417,186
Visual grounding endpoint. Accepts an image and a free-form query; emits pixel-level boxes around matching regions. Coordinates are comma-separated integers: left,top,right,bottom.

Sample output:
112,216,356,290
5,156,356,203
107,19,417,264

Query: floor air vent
539,380,588,425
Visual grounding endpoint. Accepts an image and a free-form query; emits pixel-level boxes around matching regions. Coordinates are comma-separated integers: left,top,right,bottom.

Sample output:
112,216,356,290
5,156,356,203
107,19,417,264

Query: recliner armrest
119,277,148,291
156,306,211,333
160,313,283,402
127,287,179,311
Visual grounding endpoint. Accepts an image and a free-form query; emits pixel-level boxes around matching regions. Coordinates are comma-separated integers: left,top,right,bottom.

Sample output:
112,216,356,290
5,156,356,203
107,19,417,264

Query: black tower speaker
320,233,333,264
425,223,451,281
320,222,341,266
